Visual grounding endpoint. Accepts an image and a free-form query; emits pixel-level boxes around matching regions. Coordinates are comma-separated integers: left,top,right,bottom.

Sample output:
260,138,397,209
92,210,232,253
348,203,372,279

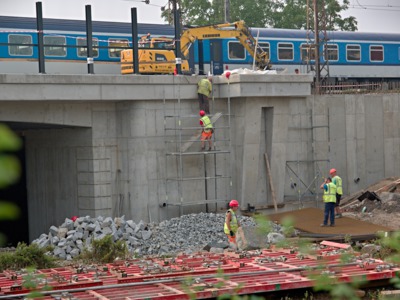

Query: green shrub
81,235,128,263
0,124,22,246
0,243,56,271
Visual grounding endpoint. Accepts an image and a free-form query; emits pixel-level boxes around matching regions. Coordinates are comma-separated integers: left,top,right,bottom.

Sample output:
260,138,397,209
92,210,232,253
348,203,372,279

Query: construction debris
342,177,400,229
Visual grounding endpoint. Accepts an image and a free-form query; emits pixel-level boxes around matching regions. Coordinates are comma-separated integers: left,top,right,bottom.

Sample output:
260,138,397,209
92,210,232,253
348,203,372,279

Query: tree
270,0,358,30
323,0,357,31
162,0,357,31
162,0,278,27
0,124,21,246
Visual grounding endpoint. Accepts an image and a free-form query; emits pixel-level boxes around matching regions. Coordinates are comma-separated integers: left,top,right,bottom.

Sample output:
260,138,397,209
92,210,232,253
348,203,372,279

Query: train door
210,40,223,75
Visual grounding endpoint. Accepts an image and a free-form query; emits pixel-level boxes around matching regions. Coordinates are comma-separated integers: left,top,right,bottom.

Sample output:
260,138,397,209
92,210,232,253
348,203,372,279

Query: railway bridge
0,73,399,245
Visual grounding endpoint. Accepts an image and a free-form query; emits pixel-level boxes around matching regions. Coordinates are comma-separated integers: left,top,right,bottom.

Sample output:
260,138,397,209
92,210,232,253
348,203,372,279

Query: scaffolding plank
180,112,222,152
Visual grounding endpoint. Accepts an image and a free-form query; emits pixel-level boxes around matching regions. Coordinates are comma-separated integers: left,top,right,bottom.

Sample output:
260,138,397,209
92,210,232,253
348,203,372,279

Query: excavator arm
180,20,270,70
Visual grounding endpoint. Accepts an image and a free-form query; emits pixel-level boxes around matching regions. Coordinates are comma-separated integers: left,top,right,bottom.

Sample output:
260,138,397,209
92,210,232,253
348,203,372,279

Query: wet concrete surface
266,207,392,235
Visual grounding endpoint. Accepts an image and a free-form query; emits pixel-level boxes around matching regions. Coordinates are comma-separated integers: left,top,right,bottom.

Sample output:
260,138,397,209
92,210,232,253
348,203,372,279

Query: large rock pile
32,212,287,260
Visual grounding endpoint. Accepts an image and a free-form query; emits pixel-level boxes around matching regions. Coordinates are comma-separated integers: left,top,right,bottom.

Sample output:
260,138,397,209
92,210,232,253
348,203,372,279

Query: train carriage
0,15,175,74
0,15,399,82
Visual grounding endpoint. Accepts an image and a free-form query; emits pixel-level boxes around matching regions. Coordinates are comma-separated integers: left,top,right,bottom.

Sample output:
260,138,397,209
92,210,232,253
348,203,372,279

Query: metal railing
316,81,400,94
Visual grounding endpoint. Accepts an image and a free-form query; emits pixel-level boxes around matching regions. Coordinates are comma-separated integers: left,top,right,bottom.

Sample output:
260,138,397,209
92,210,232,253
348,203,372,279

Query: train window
138,36,150,48
370,45,383,62
228,42,245,59
325,44,338,61
300,44,315,61
278,43,294,60
211,41,222,61
8,34,33,56
258,42,270,58
77,38,99,58
152,38,174,49
346,44,361,61
44,36,66,57
109,39,129,58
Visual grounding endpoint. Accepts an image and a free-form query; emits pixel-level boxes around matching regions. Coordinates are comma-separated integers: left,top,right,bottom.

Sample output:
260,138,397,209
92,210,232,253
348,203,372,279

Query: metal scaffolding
285,105,330,208
162,86,232,216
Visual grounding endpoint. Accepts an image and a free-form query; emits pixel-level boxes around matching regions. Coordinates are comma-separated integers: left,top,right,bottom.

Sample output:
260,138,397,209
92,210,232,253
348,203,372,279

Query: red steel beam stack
0,241,398,299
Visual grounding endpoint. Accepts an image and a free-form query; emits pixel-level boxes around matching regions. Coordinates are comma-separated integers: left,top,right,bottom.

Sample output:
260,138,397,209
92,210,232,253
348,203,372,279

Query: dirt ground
341,177,400,230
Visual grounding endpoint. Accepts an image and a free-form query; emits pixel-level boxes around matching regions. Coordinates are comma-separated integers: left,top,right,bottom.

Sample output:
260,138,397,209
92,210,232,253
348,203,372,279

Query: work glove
230,230,234,237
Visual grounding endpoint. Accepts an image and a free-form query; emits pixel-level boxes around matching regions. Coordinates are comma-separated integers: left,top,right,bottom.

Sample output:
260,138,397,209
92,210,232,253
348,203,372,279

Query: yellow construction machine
180,20,269,70
120,20,270,75
120,46,191,75
121,35,190,74
138,36,175,49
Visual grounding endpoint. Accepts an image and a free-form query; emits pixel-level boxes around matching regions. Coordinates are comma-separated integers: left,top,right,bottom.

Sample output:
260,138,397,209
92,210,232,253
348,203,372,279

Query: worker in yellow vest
197,76,212,114
199,110,213,151
320,177,337,227
224,199,241,247
330,168,343,218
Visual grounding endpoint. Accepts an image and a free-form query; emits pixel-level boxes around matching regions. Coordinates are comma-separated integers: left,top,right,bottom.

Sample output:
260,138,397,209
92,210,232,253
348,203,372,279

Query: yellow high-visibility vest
323,182,337,203
200,116,213,130
224,209,238,234
333,175,343,195
197,78,212,97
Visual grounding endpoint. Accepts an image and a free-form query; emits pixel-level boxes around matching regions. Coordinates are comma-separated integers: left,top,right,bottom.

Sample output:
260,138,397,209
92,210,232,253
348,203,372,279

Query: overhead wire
122,0,167,9
351,0,400,11
351,6,400,12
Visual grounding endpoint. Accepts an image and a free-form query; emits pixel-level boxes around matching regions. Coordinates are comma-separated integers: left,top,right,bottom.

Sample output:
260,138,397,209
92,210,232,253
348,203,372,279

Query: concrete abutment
0,74,399,242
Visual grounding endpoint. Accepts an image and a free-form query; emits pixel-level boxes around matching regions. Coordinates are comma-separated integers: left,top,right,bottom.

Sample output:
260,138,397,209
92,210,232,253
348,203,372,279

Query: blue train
0,15,399,81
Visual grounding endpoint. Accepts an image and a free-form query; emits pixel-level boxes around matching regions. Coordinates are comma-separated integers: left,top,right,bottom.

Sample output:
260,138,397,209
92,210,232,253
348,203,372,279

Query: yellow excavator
120,20,270,75
120,36,191,75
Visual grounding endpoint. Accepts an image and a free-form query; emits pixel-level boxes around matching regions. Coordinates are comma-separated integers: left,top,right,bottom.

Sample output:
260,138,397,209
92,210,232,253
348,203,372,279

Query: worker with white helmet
224,199,241,247
199,110,213,151
330,168,343,218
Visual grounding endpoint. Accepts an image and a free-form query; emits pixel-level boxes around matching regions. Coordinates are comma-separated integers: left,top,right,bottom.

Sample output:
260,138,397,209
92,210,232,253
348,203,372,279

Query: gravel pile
32,212,285,260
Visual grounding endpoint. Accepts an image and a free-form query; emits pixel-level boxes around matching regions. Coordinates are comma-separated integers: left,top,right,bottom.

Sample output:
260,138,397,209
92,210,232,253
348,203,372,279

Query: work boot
330,224,335,227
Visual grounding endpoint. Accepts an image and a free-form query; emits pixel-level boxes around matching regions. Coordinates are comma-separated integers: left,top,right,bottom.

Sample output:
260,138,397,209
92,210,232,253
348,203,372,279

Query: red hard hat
329,168,337,175
199,110,205,116
229,199,239,207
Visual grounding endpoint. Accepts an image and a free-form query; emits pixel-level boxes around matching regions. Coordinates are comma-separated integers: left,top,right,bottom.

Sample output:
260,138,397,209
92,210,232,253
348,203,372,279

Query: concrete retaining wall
0,74,399,241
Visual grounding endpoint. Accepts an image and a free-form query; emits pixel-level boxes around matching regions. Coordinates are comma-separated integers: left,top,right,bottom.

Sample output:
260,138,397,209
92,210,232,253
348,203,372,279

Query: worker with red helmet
199,110,213,151
224,199,241,247
330,168,343,218
197,76,212,114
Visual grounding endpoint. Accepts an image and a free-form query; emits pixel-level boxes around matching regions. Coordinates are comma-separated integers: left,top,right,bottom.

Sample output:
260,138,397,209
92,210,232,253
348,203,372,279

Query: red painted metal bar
0,241,398,300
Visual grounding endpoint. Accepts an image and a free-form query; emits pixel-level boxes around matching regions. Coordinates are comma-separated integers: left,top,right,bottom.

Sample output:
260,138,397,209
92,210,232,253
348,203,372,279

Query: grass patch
80,235,128,263
0,242,56,271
